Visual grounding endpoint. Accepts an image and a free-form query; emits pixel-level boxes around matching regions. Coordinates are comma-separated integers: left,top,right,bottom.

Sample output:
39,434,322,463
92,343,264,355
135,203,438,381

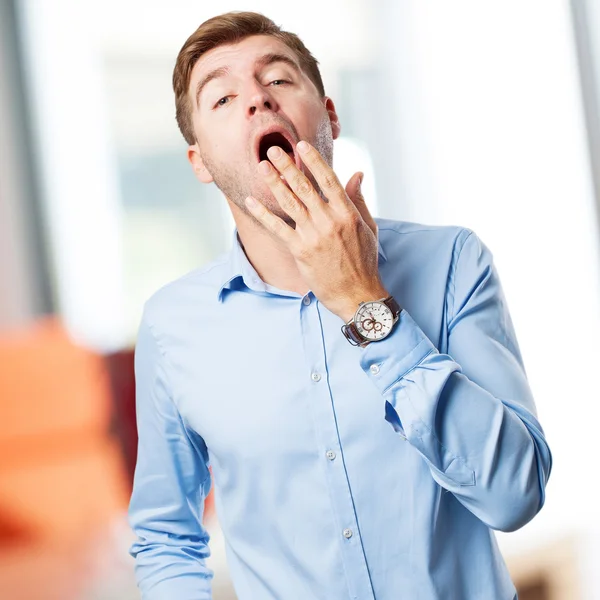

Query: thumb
345,172,377,238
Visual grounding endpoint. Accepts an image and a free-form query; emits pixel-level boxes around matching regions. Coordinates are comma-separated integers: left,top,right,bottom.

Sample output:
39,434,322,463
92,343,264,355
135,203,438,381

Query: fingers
345,172,378,238
295,141,347,209
244,192,295,245
252,143,371,247
258,158,310,226
264,146,326,217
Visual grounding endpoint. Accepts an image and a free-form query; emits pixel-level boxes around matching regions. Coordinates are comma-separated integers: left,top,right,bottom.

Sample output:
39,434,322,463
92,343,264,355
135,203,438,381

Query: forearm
130,464,215,600
131,539,213,600
130,313,215,599
361,309,552,532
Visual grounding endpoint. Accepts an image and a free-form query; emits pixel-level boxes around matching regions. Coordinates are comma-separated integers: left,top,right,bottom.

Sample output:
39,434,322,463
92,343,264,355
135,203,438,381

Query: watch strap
383,295,401,320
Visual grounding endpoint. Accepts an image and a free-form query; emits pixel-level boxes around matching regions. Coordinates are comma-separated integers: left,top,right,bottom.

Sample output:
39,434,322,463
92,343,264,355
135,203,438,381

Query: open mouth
258,131,295,164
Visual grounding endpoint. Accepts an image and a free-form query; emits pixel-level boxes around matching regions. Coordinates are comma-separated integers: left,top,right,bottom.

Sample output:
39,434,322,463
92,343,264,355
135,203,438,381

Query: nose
247,82,279,117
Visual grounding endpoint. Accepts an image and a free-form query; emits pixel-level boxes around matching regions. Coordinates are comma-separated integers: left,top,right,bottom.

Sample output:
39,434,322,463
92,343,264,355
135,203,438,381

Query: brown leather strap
344,321,366,346
383,295,402,319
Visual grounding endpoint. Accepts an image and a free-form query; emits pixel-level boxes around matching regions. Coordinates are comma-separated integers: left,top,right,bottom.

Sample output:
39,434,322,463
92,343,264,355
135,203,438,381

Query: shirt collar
217,225,388,302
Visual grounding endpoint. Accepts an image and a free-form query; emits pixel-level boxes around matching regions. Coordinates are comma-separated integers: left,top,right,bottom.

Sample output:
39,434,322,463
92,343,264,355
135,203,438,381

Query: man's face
187,34,340,227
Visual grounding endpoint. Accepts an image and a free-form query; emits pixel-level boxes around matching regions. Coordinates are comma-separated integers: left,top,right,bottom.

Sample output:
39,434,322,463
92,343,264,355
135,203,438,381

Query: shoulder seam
449,228,475,322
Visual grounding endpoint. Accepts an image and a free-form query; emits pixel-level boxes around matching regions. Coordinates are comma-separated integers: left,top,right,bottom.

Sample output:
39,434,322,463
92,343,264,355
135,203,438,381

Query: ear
323,96,341,140
187,143,214,184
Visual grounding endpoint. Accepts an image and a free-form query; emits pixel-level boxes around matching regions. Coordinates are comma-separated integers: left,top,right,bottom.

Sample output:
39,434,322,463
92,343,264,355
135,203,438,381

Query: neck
230,202,310,297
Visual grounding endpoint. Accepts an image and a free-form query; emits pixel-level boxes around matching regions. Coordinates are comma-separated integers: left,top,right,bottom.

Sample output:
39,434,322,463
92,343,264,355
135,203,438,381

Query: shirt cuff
358,308,437,395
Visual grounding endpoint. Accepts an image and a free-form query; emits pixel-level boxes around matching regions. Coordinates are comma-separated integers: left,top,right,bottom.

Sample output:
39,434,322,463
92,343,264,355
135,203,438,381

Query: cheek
203,137,230,160
206,137,252,170
293,99,328,136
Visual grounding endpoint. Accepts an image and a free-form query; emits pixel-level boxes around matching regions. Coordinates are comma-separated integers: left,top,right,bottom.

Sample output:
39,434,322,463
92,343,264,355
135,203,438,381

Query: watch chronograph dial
355,302,394,341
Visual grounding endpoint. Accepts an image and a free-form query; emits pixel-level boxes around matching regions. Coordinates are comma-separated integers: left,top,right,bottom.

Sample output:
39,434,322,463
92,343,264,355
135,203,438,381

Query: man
128,11,552,600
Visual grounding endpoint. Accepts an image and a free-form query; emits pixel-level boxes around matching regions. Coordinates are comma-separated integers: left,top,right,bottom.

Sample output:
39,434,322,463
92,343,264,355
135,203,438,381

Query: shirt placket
300,292,376,600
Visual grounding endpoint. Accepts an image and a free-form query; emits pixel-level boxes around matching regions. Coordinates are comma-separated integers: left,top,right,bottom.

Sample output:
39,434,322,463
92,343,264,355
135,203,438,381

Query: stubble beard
200,113,334,229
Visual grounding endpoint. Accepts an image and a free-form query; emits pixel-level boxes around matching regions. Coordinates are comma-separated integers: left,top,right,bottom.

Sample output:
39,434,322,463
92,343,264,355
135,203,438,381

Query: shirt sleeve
360,228,552,533
128,312,214,599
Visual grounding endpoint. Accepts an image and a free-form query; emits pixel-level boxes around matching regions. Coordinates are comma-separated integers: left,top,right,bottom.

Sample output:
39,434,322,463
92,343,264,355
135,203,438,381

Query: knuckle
281,190,297,209
295,244,313,262
338,205,359,227
322,172,339,190
322,218,338,237
275,183,295,208
294,176,312,197
346,210,361,228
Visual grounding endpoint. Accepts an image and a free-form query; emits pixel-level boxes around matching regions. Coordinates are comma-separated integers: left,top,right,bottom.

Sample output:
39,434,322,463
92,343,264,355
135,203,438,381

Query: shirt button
369,364,380,375
302,295,311,305
326,450,336,461
311,372,321,382
343,528,353,539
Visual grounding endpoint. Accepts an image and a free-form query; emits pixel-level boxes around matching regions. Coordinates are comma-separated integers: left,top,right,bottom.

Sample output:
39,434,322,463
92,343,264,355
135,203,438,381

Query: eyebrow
255,52,301,75
195,66,229,108
194,53,301,108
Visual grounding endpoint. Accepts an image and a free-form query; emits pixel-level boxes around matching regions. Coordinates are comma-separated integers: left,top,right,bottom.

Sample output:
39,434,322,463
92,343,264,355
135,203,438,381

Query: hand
244,141,389,323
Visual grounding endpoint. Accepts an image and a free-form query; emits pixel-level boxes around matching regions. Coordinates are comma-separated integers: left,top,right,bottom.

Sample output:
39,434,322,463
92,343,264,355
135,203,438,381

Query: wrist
339,286,390,323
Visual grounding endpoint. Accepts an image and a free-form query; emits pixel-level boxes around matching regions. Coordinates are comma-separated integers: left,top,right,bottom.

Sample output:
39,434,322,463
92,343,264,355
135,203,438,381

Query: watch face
355,301,394,341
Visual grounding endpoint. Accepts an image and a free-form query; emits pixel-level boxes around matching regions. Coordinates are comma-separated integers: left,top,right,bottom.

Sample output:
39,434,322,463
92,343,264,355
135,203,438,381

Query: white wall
17,0,127,351
377,0,600,563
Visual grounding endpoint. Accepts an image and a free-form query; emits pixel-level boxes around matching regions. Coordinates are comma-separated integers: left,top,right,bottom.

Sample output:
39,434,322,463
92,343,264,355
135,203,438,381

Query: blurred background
1,0,599,598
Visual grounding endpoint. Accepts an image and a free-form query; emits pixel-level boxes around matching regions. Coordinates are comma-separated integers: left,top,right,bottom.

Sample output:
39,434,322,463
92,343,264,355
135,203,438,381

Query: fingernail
358,172,364,186
267,146,282,159
297,140,309,154
259,161,271,174
245,196,257,208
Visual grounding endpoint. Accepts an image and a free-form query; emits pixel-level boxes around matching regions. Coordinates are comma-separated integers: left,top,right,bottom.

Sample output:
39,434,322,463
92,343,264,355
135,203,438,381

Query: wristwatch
341,295,402,348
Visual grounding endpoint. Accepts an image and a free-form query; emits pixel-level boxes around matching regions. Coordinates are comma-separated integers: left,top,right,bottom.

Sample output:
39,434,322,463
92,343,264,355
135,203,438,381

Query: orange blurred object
0,317,130,598
0,319,112,440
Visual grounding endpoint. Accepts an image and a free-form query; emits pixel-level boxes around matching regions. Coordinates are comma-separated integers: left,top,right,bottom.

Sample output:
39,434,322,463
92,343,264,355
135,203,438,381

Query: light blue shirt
129,217,552,600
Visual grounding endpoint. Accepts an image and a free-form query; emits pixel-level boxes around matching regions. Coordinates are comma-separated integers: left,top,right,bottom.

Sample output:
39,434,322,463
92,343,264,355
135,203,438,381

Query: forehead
188,35,299,93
